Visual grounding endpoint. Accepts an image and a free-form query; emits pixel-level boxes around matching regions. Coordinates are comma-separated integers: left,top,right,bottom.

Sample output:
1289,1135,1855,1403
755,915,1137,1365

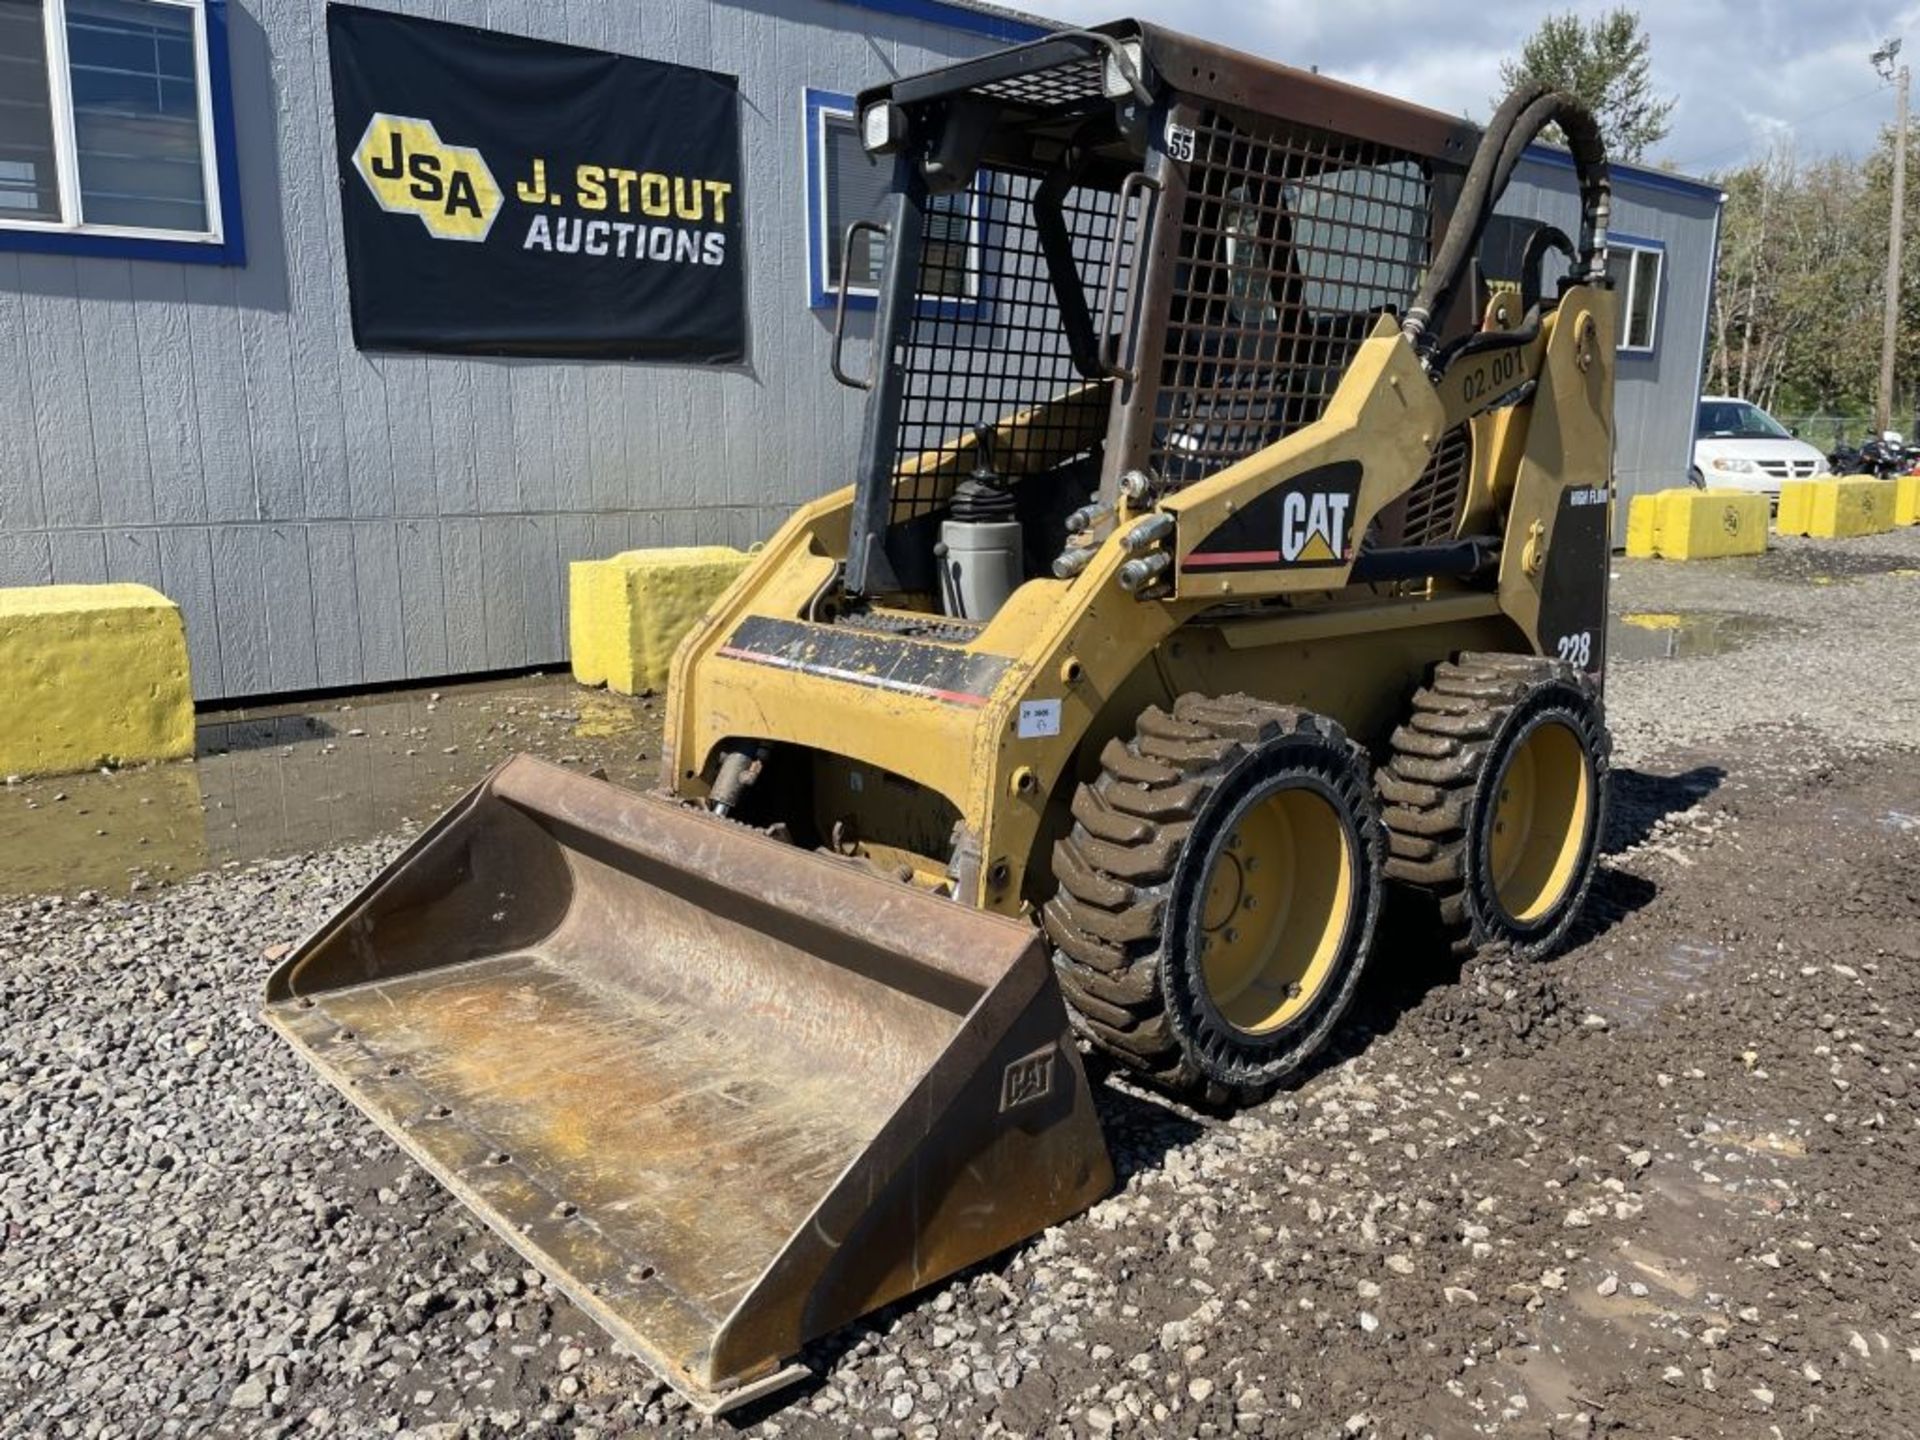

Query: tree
1497,8,1676,161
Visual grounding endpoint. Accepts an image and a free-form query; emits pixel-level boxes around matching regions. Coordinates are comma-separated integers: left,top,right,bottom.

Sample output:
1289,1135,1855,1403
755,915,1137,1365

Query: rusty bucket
264,755,1111,1413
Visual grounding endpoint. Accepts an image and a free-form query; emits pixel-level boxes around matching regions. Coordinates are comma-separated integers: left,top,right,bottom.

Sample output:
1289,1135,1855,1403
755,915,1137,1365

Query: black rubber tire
1041,694,1385,1107
1378,653,1610,960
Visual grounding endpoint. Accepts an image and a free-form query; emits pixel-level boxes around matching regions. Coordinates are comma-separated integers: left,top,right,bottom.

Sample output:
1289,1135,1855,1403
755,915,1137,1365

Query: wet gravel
5,532,1920,1440
1604,524,1920,764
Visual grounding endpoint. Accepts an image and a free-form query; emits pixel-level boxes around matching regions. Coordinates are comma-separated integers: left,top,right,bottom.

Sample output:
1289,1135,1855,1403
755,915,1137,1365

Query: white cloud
1017,0,1920,175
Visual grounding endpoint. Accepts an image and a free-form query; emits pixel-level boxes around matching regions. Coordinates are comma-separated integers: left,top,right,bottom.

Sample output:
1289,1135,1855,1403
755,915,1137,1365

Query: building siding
3,5,1720,701
0,0,1016,700
1498,156,1723,542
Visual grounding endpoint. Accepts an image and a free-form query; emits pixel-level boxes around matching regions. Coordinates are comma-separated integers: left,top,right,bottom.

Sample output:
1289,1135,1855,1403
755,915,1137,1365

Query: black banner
327,5,745,362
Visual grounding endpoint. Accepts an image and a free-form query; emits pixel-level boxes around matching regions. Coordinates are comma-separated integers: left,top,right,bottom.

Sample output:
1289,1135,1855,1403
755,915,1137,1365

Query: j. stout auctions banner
327,5,745,362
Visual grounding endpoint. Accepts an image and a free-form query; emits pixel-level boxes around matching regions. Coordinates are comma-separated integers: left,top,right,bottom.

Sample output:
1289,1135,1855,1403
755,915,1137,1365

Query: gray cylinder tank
938,427,1024,621
938,517,1024,621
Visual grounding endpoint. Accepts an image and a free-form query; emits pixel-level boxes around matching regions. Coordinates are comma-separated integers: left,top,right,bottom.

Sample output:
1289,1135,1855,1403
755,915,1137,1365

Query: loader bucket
263,755,1112,1413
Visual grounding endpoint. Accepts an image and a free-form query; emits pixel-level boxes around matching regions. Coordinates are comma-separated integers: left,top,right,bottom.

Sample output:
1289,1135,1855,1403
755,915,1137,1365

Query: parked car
1692,396,1829,499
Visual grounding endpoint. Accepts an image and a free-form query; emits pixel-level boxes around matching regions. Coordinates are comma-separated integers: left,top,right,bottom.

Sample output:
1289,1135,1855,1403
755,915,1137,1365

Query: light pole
1873,39,1908,434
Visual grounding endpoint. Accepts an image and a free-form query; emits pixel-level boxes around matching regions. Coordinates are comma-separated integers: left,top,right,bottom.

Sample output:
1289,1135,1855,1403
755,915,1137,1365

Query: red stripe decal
1183,549,1283,568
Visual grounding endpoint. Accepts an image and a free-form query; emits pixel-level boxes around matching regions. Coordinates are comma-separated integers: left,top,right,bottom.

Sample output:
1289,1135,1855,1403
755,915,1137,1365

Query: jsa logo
352,114,503,242
1280,488,1352,564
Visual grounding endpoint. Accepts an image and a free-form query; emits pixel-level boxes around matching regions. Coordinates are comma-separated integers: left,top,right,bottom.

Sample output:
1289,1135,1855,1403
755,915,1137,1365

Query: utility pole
1874,41,1908,434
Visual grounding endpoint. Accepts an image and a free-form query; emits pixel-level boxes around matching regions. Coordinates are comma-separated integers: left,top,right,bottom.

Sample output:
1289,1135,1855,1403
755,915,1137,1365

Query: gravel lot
5,527,1920,1440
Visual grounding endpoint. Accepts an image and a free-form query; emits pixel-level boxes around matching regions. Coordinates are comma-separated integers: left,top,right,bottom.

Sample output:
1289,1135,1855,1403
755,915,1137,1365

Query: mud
0,675,661,897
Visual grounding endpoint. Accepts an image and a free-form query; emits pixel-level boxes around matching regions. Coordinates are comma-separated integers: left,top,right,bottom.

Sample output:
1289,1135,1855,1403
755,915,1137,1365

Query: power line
1668,83,1889,174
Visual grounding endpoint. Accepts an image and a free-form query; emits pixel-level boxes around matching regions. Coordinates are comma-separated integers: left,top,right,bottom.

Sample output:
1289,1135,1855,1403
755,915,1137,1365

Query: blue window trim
0,0,246,267
1607,231,1663,361
804,86,983,320
828,0,1049,45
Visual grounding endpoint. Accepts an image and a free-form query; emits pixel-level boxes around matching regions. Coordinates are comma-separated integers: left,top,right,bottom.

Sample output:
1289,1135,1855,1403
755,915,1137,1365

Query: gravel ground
1603,525,1920,763
5,532,1920,1440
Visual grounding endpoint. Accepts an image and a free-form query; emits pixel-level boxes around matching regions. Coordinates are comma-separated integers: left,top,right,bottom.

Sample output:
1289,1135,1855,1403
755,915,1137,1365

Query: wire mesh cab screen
885,167,1127,527
1153,109,1433,488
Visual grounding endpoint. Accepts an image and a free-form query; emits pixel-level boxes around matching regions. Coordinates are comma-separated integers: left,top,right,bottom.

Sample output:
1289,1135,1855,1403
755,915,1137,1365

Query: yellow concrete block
1800,477,1897,538
1774,478,1816,537
1896,474,1920,526
1624,488,1768,560
570,546,753,695
0,583,195,777
1655,488,1770,560
1625,494,1659,557
566,554,632,688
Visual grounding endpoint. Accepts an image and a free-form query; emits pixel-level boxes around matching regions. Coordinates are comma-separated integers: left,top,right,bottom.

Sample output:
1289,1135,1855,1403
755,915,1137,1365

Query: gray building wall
1,7,1723,703
0,0,1022,701
1498,152,1724,541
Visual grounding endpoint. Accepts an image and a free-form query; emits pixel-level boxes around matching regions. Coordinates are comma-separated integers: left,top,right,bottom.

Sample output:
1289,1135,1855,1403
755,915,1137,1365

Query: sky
1018,0,1920,177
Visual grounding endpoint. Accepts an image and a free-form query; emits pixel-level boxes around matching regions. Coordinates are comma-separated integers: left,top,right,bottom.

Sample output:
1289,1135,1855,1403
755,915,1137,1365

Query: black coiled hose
1400,87,1611,360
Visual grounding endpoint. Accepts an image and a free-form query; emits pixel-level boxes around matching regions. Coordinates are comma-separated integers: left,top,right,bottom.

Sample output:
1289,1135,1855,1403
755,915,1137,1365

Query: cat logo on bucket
999,1044,1057,1112
352,113,503,242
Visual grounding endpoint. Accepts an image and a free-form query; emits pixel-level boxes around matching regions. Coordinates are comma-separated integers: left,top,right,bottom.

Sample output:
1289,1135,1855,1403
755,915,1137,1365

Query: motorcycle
1827,430,1920,479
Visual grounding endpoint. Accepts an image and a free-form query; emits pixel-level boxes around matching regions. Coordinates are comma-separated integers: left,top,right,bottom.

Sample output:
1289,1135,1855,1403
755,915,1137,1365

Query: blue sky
1018,0,1920,177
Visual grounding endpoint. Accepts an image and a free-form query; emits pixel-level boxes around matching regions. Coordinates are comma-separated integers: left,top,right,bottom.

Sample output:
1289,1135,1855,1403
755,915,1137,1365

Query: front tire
1043,695,1384,1106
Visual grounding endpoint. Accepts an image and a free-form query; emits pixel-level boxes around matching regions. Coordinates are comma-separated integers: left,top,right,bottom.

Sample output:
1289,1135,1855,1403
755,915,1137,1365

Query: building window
1606,239,1662,353
803,86,979,312
0,0,242,262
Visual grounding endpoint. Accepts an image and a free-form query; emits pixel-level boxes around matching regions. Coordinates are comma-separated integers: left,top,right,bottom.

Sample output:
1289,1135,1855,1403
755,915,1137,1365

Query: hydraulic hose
1401,87,1610,361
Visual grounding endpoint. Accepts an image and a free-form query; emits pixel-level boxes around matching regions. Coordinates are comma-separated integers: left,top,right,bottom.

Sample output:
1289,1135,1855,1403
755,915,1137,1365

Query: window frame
802,86,982,318
0,0,244,265
1608,234,1663,357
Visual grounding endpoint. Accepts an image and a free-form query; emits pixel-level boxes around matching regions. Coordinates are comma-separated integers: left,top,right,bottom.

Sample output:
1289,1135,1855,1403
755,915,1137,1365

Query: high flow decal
717,617,1011,709
328,5,745,361
1182,461,1364,572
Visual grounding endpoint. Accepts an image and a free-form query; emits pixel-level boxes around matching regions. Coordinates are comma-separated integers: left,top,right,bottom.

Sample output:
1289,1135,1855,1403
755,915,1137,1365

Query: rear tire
1042,695,1384,1106
1378,654,1608,960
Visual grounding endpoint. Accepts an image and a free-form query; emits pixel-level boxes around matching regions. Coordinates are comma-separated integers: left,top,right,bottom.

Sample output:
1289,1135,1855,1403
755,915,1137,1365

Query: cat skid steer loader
267,20,1616,1414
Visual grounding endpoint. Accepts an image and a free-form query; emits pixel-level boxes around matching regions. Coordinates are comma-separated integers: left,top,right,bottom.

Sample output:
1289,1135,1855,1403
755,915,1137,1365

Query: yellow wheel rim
1488,720,1592,923
1196,785,1353,1035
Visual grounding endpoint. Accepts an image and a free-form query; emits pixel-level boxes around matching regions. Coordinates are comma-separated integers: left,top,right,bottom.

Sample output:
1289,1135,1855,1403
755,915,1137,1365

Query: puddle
1607,611,1782,661
1581,941,1727,1029
0,674,662,898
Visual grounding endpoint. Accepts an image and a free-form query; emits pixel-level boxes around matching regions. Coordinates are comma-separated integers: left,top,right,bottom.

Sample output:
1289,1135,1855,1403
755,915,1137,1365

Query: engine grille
1399,423,1472,547
1152,109,1433,489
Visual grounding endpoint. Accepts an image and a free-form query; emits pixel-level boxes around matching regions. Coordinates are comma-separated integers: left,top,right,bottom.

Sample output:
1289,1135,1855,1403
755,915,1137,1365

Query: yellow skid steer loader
268,19,1616,1414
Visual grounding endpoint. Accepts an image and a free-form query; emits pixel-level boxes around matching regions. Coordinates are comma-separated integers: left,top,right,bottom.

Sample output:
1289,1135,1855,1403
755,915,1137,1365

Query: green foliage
1497,8,1675,160
1707,126,1920,430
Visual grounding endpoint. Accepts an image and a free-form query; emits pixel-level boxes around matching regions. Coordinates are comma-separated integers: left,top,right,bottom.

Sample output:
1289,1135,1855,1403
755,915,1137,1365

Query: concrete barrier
1624,488,1769,560
1896,475,1920,526
1776,476,1898,538
569,547,753,696
0,584,195,777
